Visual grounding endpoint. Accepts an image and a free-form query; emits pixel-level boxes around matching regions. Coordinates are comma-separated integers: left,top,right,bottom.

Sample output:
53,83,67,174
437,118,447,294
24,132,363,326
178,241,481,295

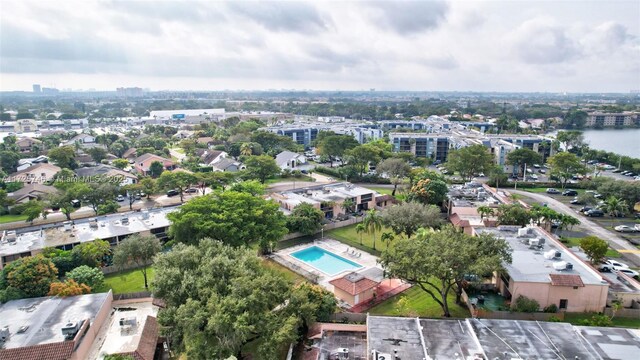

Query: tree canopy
579,236,609,264
409,170,448,206
153,239,335,359
376,158,411,196
381,201,442,238
380,226,511,317
2,255,58,298
244,155,281,183
506,148,542,175
167,190,287,252
287,203,324,235
547,152,587,189
113,234,161,289
445,144,494,181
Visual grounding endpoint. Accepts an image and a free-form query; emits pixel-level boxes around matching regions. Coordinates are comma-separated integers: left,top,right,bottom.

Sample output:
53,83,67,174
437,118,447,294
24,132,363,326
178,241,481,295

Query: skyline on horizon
1,0,639,93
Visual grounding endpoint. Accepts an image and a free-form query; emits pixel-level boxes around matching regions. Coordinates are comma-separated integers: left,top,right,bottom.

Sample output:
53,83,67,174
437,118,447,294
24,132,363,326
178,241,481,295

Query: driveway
511,189,640,266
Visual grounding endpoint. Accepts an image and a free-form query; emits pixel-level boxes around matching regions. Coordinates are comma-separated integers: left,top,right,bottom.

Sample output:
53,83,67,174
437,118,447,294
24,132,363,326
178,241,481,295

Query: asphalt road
511,189,640,267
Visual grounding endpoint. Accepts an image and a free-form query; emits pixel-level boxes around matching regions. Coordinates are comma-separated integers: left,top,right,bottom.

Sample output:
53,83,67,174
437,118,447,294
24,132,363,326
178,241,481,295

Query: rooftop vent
517,228,531,237
121,217,129,225
555,251,562,258
5,231,17,243
553,261,567,271
89,219,98,228
61,321,80,340
566,262,574,271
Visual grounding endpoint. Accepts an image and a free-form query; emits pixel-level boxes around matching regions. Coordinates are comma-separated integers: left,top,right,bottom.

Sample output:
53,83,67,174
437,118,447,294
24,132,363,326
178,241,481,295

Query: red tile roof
549,274,585,287
0,341,74,360
329,273,379,296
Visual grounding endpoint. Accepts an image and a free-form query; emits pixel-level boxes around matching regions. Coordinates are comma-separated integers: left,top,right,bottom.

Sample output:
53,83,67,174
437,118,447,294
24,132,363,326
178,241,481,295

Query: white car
614,225,637,233
599,259,629,272
616,268,639,278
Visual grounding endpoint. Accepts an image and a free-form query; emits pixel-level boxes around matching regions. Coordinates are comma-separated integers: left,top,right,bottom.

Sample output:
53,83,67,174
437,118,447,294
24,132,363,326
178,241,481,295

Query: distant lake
581,129,640,158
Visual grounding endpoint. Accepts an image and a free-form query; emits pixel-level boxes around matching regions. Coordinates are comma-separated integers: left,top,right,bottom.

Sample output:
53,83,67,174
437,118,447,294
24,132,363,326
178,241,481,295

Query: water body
581,129,640,158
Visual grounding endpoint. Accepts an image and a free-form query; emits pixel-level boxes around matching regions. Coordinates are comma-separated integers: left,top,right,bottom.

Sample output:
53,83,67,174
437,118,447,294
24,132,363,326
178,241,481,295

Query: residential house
196,137,216,147
275,151,307,170
122,147,137,160
329,272,379,306
17,156,49,171
211,158,244,172
133,154,175,175
7,184,59,204
199,150,228,166
75,165,138,186
8,163,61,184
16,137,43,153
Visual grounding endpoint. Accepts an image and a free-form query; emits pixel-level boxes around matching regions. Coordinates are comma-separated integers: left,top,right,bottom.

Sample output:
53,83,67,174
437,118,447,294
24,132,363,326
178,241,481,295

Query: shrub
97,201,119,215
543,304,558,313
513,295,540,313
48,279,91,297
578,314,613,327
66,265,104,289
548,315,562,322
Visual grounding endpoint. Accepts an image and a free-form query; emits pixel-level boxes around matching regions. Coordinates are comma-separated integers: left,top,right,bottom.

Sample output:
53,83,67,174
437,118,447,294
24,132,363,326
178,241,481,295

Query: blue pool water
291,246,362,275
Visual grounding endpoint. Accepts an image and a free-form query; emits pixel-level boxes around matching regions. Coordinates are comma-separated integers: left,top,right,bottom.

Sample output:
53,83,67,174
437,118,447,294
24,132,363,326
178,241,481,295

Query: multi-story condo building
585,112,639,127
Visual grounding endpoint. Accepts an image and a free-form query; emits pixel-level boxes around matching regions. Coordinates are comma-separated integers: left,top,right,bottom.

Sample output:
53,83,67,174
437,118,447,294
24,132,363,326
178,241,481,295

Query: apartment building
586,112,639,127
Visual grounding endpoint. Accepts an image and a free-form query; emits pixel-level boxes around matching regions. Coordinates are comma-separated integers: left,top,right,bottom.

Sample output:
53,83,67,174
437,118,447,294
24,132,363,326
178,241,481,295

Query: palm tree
363,209,383,250
477,206,494,221
342,198,355,215
240,143,252,156
381,232,395,250
603,196,627,220
355,223,366,246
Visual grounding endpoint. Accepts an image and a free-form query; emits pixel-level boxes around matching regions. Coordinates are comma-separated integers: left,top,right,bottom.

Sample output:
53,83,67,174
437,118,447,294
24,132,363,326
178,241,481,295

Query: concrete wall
71,290,113,360
508,281,608,313
334,287,356,306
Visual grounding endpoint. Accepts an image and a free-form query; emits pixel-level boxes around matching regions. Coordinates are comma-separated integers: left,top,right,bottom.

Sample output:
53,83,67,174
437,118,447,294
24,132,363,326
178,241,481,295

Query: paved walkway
511,189,640,267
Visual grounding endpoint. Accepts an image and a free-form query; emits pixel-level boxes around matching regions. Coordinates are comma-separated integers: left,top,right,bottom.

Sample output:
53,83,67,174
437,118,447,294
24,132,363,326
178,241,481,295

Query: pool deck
277,238,382,289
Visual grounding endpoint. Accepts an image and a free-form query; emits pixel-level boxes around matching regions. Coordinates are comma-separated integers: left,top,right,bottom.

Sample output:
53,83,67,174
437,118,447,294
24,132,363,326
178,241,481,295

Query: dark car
185,188,199,193
71,199,81,208
586,209,605,217
546,188,560,194
579,206,593,213
570,198,582,205
562,189,578,196
166,189,179,197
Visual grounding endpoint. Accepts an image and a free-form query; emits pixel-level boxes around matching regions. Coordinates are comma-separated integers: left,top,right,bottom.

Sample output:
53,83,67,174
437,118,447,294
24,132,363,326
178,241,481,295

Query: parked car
585,209,605,217
71,199,81,208
546,188,560,194
579,206,593,213
185,188,199,193
612,168,623,173
539,169,546,174
562,189,578,196
166,189,179,197
116,195,125,202
635,224,640,232
616,268,640,279
570,198,582,205
599,259,629,272
615,225,637,233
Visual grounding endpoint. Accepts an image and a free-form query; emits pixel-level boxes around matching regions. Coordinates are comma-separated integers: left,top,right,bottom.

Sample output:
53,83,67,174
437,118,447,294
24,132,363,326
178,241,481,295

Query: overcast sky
1,0,639,92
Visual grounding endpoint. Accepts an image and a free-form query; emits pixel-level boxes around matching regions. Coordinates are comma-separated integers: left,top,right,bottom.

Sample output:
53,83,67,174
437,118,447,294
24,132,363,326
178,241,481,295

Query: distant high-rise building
42,87,60,94
32,84,41,93
116,87,144,97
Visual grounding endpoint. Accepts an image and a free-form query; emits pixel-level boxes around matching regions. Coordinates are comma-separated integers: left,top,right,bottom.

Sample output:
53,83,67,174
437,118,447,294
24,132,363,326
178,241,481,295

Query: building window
360,194,373,203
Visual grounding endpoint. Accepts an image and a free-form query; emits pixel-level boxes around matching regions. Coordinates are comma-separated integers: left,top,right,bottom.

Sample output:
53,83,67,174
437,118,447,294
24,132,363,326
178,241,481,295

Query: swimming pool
291,246,362,276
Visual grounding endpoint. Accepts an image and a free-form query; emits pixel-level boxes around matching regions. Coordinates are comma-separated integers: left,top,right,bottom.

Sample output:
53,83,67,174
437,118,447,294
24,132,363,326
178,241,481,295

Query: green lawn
369,286,470,318
101,267,155,294
0,214,28,224
262,259,307,284
364,186,394,196
327,223,397,256
564,313,640,328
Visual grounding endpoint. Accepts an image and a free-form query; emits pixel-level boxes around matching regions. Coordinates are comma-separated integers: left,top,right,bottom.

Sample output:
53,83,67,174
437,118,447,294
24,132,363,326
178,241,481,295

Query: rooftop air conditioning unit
377,354,393,360
5,231,17,243
61,321,80,340
528,239,539,246
554,251,562,258
0,326,9,342
544,250,556,259
553,261,567,271
63,221,73,231
566,262,574,270
119,317,137,327
517,228,530,237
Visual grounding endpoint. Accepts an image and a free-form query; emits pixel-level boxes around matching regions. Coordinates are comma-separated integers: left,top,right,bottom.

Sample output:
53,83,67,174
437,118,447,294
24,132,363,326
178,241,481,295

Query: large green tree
244,155,281,183
363,209,383,250
66,265,105,289
344,144,382,177
153,240,334,359
376,158,411,196
315,132,359,167
287,203,324,235
496,204,532,227
167,190,287,252
445,144,494,181
48,145,77,169
381,201,442,238
113,234,161,289
409,170,449,206
379,226,511,316
72,239,111,267
506,148,542,176
157,170,198,202
579,236,609,264
556,130,586,153
547,152,587,189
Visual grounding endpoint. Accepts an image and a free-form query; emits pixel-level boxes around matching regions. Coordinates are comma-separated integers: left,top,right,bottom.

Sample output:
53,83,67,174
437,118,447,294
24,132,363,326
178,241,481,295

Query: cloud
225,1,328,34
365,1,449,35
510,18,582,64
0,23,128,64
